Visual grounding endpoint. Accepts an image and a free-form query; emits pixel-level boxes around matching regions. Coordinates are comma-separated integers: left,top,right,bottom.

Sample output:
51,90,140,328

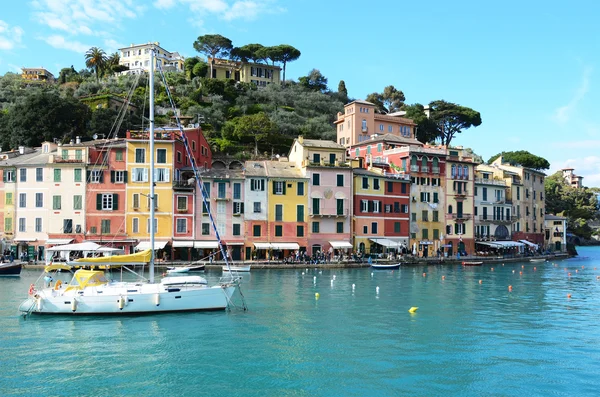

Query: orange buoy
534,267,537,271
582,266,585,269
508,285,512,291
479,280,482,284
423,273,426,277
567,293,572,298
442,275,445,280
576,270,579,273
519,271,523,275
568,273,572,277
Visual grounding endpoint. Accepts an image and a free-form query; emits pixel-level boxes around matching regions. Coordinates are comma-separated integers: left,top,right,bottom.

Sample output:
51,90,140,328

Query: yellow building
208,57,281,87
125,130,176,248
119,42,185,75
21,67,55,82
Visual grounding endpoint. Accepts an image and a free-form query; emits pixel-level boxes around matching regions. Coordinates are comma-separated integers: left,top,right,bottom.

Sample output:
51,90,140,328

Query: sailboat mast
149,45,156,283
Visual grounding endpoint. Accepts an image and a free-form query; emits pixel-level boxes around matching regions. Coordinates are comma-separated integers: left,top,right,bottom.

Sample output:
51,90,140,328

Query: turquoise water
2,248,600,396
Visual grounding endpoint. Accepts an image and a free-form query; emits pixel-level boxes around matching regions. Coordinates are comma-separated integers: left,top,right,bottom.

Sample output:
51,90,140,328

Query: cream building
119,42,184,75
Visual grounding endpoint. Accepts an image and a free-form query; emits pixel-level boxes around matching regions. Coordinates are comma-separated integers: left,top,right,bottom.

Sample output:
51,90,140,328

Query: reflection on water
1,248,600,396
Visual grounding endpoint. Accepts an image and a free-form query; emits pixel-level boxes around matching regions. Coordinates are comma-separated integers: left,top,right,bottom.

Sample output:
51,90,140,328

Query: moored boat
222,264,251,272
371,263,401,270
462,261,483,266
530,258,546,263
0,262,22,276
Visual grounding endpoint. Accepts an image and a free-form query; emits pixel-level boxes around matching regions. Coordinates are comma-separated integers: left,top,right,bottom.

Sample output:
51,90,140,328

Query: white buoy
376,286,380,294
36,296,43,311
313,276,316,282
154,293,160,307
319,271,322,274
302,272,305,275
371,272,374,277
331,279,334,286
352,284,355,291
333,275,336,280
71,298,77,312
118,296,125,310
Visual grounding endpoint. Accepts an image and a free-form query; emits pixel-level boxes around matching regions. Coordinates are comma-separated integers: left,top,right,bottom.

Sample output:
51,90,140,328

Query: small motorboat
166,266,190,274
462,261,483,266
530,259,546,263
0,262,22,276
371,263,401,270
222,264,251,272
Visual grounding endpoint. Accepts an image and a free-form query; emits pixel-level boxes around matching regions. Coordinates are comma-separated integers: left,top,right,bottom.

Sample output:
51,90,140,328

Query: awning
419,241,434,245
254,242,271,249
173,241,194,248
329,241,353,249
370,238,396,248
194,241,219,249
476,242,498,247
46,238,73,245
47,242,102,251
14,238,37,242
224,242,244,246
271,243,300,250
519,240,538,248
494,241,525,248
136,241,169,250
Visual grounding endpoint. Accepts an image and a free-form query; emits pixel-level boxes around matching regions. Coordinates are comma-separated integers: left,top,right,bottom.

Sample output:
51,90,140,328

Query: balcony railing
454,190,468,197
310,209,349,217
410,165,420,172
128,130,180,140
420,166,428,172
431,166,440,174
446,213,472,220
173,180,195,190
478,215,517,223
474,178,506,186
54,155,84,163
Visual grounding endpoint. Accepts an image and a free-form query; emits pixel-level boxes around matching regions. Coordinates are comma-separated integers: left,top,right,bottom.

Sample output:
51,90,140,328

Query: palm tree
85,47,107,82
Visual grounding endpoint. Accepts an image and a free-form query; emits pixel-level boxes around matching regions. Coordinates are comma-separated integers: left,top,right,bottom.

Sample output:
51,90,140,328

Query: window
19,168,26,182
233,224,241,236
233,202,244,214
73,195,82,210
90,170,103,183
33,193,43,208
154,168,170,182
433,211,439,222
135,148,145,163
73,168,82,182
387,181,394,193
3,170,14,182
97,193,118,211
422,210,428,221
176,219,187,233
5,193,12,205
297,225,304,237
337,174,344,187
312,198,320,215
132,194,140,209
312,173,320,186
75,149,82,161
156,149,167,163
312,222,320,233
275,204,283,221
202,223,210,235
253,225,261,237
177,196,187,211
4,218,12,232
422,229,429,239
394,222,401,233
274,181,285,195
63,219,73,234
216,182,226,199
363,226,368,234
233,183,241,200
337,199,344,216
35,218,42,233
132,168,148,182
250,179,265,191
253,202,261,213
34,168,43,182
411,213,417,221
482,187,488,201
371,222,378,234
203,182,211,196
53,195,61,210
146,218,158,234
433,192,439,203
336,222,344,233
19,193,26,208
115,150,123,161
362,177,369,189
275,225,283,237
379,124,384,131
362,119,367,131
297,182,304,196
297,205,304,222
132,218,139,233
19,218,26,232
313,153,321,163
54,169,61,182
373,200,380,213
101,219,111,234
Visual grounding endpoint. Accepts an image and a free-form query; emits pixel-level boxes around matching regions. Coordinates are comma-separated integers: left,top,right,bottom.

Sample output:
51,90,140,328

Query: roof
296,138,345,150
201,168,245,179
346,100,376,106
243,161,268,177
545,214,567,221
0,148,51,167
264,161,304,179
373,113,416,125
350,133,423,148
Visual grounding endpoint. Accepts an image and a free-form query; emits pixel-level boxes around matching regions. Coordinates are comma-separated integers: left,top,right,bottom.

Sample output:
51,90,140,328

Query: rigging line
155,61,233,275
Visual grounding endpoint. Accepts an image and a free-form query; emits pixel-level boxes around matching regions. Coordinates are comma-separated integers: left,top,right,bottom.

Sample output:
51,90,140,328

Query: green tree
403,103,438,143
58,66,80,84
85,47,107,82
192,61,208,79
237,44,265,64
428,100,482,146
488,151,550,170
365,85,405,113
223,112,276,156
298,69,328,93
276,44,301,84
193,34,233,78
337,80,348,99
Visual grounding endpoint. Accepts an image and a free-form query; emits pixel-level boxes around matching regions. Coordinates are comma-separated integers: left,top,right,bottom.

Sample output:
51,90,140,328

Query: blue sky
0,0,599,186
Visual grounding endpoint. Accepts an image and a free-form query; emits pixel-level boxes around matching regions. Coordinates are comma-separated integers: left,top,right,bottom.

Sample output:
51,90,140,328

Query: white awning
136,241,169,250
194,241,219,249
370,238,395,247
173,241,194,248
519,240,538,248
14,238,37,242
329,241,353,249
224,242,244,246
47,242,102,251
254,242,271,249
493,241,525,248
476,242,498,247
271,243,300,250
46,238,73,245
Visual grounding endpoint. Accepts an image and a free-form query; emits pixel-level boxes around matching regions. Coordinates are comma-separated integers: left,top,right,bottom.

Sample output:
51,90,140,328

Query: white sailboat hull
19,282,236,315
222,265,251,272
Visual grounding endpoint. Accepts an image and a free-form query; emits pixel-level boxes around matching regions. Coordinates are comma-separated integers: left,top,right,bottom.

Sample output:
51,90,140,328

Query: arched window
451,164,457,178
361,119,367,131
457,165,463,178
462,166,468,179
411,156,418,165
421,157,427,171
433,157,439,168
448,205,453,214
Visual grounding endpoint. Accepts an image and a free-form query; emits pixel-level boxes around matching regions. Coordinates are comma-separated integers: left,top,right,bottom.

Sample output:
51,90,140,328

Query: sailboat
19,47,241,315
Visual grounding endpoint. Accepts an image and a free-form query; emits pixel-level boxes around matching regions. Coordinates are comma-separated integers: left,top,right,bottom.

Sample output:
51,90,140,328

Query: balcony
446,213,472,220
310,209,349,217
478,215,517,224
420,166,429,173
214,195,231,201
410,165,420,172
474,177,506,186
431,166,440,174
53,155,85,163
128,130,180,140
454,190,468,198
361,126,368,133
173,180,195,191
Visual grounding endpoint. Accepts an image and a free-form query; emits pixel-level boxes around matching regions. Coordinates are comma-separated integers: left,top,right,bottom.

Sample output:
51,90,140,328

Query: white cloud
0,20,24,50
103,38,126,54
8,63,22,73
154,0,283,23
551,140,600,150
554,65,592,124
41,34,90,53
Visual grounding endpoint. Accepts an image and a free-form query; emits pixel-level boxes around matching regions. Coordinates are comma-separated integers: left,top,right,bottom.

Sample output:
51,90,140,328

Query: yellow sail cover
73,249,152,264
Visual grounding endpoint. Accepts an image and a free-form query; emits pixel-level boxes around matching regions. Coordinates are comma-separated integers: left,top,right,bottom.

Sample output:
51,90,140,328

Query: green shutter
96,194,102,210
282,182,286,195
124,171,128,183
272,181,277,194
99,171,104,183
110,171,115,183
113,194,118,210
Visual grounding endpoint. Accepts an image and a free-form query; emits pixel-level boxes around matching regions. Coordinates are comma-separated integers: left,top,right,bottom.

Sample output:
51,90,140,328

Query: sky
0,0,599,186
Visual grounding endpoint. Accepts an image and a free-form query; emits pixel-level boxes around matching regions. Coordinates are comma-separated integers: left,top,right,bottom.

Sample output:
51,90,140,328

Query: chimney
70,139,74,145
76,136,81,144
18,146,24,155
298,135,304,144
